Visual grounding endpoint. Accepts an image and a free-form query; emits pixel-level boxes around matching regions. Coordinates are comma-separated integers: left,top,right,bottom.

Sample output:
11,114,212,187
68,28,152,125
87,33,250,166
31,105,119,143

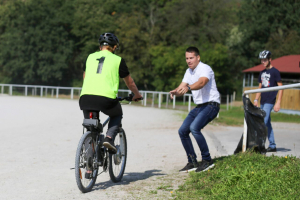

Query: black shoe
195,160,215,173
85,170,92,179
103,137,117,154
266,147,277,152
179,162,198,172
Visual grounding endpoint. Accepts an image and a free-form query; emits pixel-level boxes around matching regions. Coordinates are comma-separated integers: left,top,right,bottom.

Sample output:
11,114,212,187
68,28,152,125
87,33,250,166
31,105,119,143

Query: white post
173,95,176,109
233,91,236,101
158,93,162,108
188,95,191,112
144,92,147,106
56,88,59,98
166,94,169,108
51,89,54,97
25,86,28,96
152,93,155,107
242,95,249,152
40,87,43,97
217,95,220,118
230,94,233,109
45,88,48,97
1,85,3,94
71,88,74,99
226,94,229,110
9,85,12,95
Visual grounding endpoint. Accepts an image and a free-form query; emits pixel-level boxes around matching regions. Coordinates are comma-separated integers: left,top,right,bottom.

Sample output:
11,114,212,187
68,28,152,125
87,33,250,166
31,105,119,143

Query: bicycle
74,95,143,193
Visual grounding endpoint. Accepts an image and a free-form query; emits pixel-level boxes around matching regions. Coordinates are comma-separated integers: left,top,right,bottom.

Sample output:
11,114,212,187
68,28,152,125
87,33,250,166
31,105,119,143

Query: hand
274,102,280,112
177,85,189,95
132,93,143,102
253,101,258,107
169,89,178,99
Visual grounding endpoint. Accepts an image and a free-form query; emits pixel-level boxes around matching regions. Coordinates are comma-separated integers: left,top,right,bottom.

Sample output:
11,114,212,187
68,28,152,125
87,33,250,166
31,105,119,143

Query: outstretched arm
169,82,188,99
176,77,209,95
123,75,143,101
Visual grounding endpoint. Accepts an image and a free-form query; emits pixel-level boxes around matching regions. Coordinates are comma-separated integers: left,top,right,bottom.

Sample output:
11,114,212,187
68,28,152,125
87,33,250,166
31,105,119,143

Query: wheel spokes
80,137,96,186
111,134,125,177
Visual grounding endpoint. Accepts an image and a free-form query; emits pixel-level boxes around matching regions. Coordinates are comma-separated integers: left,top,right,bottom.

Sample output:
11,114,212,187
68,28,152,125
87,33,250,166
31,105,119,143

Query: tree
235,0,300,66
0,0,76,85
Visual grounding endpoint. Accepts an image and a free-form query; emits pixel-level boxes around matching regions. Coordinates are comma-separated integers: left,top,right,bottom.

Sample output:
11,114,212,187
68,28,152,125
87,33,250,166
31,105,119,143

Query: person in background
254,50,283,153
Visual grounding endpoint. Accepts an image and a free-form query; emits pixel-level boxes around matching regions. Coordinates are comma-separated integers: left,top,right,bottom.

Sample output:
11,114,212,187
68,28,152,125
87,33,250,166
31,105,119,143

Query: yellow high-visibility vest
80,50,121,99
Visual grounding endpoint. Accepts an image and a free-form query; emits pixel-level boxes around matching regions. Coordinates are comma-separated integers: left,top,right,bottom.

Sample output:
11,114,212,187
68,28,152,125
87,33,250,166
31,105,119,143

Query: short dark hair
186,47,199,56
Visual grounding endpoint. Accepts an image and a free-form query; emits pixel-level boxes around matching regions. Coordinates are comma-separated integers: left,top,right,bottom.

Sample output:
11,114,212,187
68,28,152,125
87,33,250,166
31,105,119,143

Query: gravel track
2,95,298,199
0,95,211,199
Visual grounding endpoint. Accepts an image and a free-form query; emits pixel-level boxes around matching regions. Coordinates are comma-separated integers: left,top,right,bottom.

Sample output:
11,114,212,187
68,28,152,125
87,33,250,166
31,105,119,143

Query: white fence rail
242,83,300,152
0,83,195,111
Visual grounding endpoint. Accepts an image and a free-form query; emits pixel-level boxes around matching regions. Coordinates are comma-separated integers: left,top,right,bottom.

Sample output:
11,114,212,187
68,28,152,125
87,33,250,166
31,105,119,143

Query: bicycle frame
75,95,143,192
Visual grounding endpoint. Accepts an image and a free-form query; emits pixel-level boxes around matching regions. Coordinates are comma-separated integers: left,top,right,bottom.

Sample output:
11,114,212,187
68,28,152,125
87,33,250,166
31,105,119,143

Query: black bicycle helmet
258,50,271,59
98,32,119,49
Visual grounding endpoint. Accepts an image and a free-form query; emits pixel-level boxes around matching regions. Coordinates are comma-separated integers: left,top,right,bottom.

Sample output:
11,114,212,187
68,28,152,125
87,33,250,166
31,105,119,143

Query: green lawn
180,105,300,126
175,105,300,200
213,105,300,126
174,151,300,199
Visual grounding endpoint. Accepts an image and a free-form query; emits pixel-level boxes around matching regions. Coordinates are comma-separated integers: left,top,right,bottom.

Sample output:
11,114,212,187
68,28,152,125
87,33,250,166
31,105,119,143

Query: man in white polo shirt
169,46,220,173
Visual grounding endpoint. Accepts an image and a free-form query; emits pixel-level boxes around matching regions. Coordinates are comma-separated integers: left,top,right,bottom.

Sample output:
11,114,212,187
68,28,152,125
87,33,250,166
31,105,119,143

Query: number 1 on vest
96,57,105,74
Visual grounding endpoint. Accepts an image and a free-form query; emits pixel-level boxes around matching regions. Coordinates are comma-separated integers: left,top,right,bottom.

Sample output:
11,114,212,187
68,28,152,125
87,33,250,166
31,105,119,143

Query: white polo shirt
182,61,220,104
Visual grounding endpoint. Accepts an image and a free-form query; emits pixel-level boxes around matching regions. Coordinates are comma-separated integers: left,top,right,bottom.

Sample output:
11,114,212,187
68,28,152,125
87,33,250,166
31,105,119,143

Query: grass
173,151,300,200
157,185,173,191
200,105,300,126
214,106,245,126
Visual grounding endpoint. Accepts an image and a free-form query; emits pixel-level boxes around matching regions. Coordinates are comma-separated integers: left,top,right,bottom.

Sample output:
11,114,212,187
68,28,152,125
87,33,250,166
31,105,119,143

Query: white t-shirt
182,61,220,104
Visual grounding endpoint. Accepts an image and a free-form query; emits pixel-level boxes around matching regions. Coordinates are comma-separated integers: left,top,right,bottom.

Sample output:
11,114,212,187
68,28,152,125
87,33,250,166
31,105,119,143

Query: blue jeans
178,104,220,163
260,103,276,149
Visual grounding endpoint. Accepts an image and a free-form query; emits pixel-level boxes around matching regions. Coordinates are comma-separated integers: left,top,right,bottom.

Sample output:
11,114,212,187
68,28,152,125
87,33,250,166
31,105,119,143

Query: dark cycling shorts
79,95,122,119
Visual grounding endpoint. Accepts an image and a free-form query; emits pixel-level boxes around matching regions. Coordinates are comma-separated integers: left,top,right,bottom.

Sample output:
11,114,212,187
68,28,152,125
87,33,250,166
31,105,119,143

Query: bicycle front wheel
109,128,127,182
75,131,99,193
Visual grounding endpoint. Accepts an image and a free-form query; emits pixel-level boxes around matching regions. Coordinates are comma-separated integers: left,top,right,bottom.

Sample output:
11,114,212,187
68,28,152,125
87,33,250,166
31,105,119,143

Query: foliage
0,0,299,91
174,151,300,199
0,0,75,86
234,0,300,67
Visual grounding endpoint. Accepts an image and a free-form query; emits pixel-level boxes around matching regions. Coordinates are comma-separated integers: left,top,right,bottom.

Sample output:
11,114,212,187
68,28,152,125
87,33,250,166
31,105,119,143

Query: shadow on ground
92,169,166,191
276,147,291,152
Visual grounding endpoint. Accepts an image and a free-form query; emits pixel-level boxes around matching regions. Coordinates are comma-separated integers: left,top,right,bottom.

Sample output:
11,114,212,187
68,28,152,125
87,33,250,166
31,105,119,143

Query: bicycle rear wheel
75,132,99,193
109,128,127,182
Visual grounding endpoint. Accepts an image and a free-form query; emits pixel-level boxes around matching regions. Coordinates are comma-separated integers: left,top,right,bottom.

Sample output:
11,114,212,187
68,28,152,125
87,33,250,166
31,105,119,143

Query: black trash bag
234,96,267,154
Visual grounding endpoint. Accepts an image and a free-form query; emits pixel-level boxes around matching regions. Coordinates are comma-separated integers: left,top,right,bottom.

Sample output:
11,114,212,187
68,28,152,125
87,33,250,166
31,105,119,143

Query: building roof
242,55,300,73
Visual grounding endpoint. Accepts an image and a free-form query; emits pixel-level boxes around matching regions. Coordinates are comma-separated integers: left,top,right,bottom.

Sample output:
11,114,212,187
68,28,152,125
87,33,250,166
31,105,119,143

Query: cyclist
79,32,143,154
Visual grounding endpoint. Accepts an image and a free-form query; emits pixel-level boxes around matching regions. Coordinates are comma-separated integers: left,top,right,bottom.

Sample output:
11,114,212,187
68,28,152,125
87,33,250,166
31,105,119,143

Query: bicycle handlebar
117,94,143,102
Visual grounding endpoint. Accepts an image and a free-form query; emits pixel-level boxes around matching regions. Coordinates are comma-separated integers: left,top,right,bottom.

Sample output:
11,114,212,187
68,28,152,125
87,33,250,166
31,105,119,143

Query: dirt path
2,95,299,199
1,95,222,199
